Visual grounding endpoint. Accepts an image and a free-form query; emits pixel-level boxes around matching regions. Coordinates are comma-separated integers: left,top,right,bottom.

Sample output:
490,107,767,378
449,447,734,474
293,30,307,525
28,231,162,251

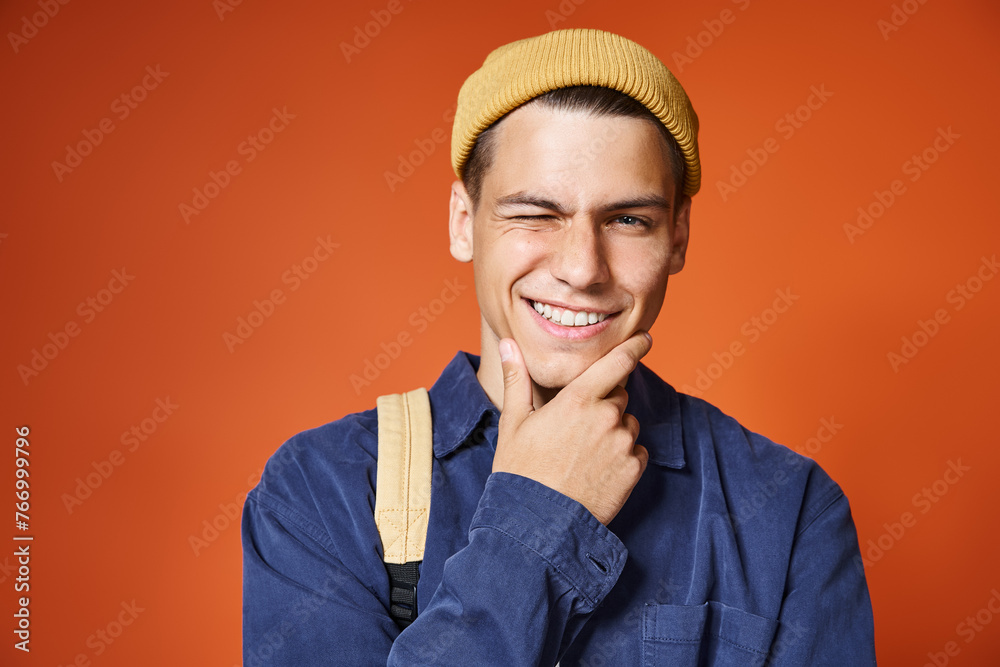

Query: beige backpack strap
375,388,433,565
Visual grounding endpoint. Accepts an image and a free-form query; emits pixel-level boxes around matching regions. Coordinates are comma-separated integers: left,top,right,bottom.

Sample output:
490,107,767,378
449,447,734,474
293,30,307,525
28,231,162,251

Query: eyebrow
494,191,672,215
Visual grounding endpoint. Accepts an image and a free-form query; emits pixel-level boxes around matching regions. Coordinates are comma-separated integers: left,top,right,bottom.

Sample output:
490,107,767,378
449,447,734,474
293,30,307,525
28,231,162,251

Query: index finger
568,331,653,400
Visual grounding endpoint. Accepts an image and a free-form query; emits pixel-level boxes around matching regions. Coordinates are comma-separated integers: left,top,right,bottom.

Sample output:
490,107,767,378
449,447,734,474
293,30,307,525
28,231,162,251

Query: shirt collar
427,351,685,469
428,352,499,459
624,360,686,469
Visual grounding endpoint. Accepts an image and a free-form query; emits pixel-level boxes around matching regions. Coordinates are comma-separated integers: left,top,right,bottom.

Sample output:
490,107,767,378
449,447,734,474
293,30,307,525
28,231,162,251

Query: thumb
498,338,533,425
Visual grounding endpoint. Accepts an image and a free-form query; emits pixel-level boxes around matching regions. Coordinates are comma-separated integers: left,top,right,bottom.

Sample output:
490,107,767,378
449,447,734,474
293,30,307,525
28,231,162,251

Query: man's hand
492,332,652,526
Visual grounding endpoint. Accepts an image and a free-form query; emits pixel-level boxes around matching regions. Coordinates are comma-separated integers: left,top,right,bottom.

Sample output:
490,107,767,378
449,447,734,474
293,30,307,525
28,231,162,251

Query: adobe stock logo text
681,287,799,396
223,236,339,352
17,268,135,386
7,0,71,54
887,254,996,372
350,278,467,394
716,85,833,202
51,66,169,182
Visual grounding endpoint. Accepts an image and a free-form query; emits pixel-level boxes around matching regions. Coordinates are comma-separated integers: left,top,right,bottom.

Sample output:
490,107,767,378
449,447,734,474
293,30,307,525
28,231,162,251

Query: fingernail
643,332,652,344
499,340,512,362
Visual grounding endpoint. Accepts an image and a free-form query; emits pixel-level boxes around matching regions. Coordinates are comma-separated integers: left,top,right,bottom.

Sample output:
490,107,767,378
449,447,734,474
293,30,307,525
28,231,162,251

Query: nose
548,219,610,290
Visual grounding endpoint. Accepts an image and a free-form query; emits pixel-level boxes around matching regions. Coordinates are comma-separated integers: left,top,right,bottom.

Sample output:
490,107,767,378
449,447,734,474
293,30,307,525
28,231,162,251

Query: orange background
2,0,999,664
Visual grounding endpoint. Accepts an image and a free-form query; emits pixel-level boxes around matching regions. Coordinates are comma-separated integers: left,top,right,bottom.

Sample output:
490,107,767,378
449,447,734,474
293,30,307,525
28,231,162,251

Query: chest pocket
641,601,778,666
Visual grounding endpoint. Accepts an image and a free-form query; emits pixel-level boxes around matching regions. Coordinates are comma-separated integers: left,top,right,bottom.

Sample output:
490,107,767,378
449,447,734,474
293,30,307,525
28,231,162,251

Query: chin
524,352,597,391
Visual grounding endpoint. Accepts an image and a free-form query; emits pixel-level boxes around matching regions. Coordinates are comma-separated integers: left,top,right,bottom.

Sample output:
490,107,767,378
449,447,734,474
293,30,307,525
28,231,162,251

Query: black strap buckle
386,561,421,629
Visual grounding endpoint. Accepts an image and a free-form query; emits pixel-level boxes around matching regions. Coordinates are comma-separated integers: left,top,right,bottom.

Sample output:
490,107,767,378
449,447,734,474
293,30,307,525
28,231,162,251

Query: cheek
484,233,547,286
472,232,541,312
611,243,672,303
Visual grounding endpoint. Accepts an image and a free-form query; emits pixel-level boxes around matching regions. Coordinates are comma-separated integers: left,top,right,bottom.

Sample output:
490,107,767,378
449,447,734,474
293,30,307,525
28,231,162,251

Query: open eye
613,215,647,227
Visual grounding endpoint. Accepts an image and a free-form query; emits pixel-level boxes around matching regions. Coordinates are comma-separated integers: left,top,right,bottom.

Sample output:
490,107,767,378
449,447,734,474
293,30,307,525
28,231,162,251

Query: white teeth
530,300,610,327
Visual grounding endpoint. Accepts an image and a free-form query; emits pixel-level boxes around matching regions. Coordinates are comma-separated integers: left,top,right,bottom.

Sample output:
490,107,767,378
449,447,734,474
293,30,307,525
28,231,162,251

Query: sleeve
242,489,399,666
388,472,628,666
767,491,877,665
243,471,628,666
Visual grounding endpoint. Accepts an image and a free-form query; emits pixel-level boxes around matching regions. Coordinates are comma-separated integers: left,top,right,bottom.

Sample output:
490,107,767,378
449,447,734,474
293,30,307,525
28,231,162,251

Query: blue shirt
242,352,876,665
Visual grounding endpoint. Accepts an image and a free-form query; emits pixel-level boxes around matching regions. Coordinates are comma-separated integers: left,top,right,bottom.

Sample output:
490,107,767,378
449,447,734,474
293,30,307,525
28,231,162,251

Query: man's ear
449,180,475,263
668,194,692,275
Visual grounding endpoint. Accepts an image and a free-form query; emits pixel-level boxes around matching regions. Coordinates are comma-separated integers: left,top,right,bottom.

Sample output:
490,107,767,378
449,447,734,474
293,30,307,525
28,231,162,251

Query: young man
242,28,876,665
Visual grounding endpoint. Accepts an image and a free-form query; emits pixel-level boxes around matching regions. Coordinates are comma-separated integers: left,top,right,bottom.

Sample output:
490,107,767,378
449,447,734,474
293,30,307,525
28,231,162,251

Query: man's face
449,103,691,391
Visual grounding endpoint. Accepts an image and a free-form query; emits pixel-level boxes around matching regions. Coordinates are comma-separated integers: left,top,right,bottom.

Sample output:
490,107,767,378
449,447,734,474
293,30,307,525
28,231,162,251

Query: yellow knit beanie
451,28,701,196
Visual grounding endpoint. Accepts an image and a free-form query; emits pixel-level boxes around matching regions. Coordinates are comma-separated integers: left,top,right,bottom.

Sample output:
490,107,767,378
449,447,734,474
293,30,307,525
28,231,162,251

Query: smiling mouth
528,299,615,327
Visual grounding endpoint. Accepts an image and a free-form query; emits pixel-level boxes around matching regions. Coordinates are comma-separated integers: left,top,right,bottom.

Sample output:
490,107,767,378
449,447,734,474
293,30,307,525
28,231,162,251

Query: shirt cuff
469,471,628,613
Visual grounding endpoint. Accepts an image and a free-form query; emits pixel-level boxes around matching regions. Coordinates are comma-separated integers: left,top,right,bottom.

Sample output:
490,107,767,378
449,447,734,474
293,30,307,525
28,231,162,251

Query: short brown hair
461,86,686,213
